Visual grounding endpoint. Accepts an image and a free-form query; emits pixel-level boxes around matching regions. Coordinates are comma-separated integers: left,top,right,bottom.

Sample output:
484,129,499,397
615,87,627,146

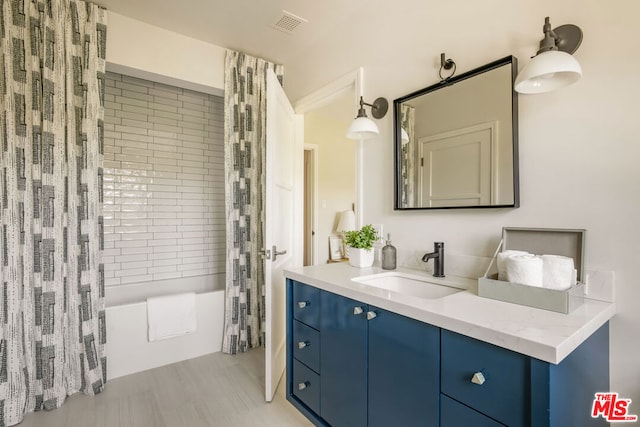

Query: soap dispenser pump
381,233,397,270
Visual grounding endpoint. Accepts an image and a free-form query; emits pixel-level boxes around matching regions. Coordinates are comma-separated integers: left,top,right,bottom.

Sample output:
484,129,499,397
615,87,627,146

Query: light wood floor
19,349,313,427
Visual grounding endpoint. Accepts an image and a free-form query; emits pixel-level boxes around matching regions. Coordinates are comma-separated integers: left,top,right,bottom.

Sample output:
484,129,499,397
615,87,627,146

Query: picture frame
329,236,343,261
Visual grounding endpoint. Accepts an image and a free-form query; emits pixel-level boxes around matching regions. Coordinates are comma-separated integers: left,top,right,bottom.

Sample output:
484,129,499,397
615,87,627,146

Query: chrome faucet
422,242,445,278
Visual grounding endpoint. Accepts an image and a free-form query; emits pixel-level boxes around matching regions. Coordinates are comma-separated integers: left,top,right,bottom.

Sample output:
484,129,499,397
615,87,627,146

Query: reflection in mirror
394,56,519,209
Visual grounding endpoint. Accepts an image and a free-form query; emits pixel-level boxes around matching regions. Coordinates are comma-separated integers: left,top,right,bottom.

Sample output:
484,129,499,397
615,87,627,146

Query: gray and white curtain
0,1,107,425
400,105,415,207
222,50,283,354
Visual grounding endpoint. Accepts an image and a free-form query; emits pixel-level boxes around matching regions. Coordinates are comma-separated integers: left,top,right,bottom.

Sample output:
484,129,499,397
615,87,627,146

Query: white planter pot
348,248,374,268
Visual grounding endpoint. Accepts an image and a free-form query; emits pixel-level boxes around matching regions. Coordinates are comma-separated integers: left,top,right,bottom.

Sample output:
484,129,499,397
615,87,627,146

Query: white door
418,123,495,207
265,69,303,402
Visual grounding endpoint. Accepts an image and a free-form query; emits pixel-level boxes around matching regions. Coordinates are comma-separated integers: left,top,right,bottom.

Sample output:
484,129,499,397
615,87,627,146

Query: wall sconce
515,16,583,94
346,96,388,140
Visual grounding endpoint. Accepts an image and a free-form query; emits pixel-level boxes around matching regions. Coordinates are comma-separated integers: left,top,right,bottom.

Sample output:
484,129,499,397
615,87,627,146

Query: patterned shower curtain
222,50,283,354
0,1,107,425
400,105,415,207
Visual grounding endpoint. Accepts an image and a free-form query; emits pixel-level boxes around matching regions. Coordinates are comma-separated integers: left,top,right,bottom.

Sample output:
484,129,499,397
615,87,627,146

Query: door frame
303,144,320,265
294,68,365,230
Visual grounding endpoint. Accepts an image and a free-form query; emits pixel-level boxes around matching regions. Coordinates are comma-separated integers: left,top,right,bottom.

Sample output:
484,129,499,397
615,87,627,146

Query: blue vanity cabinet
441,329,528,426
286,278,610,427
320,291,368,426
320,291,440,427
440,394,505,427
287,280,323,422
440,323,610,427
367,305,440,427
293,280,321,329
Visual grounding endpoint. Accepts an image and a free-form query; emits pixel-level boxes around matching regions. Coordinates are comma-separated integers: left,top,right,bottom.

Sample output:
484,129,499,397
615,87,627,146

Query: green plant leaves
344,224,379,250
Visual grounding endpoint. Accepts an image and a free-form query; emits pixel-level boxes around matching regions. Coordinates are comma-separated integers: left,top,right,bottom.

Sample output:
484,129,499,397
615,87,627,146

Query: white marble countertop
283,263,616,364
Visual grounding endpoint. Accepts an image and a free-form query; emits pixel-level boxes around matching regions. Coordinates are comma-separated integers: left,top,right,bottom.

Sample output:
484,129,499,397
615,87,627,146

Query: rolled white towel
505,254,544,287
542,255,575,291
497,250,530,280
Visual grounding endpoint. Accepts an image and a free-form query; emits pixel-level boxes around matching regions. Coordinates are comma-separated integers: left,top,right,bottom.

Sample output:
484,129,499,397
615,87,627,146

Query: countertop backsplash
393,249,493,280
383,248,615,303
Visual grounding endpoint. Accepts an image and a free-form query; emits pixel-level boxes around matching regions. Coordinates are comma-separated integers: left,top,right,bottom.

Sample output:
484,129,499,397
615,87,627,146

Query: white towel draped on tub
147,293,197,341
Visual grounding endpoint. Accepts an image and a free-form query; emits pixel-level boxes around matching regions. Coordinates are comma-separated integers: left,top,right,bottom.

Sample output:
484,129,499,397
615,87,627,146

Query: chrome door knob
297,301,308,309
298,341,309,349
366,311,377,320
471,372,486,385
353,306,364,315
298,381,310,391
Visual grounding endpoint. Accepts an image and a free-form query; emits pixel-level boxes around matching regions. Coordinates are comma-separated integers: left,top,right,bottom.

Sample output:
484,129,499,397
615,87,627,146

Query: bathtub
105,274,225,380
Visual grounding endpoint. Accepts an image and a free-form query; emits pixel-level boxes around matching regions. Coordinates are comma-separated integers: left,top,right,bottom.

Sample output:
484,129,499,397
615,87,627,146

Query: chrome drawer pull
298,341,310,349
366,311,377,320
297,301,308,309
298,381,310,391
471,372,486,385
353,306,364,315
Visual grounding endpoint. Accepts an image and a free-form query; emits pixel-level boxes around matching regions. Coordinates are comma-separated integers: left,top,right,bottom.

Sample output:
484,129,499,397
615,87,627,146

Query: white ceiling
94,0,370,66
93,0,549,102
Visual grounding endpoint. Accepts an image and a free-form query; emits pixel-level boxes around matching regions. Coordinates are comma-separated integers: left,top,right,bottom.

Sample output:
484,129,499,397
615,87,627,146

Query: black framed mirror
394,56,519,210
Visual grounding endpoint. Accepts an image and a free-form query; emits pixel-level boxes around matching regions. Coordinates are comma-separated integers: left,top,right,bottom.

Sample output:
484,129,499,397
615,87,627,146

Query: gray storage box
478,227,586,314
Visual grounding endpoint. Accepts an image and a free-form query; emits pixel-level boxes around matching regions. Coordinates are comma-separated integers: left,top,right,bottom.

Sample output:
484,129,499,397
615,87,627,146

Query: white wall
285,0,640,404
106,11,225,94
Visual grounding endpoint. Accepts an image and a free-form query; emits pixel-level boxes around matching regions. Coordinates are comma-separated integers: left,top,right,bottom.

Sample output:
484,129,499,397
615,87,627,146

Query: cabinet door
368,306,440,427
292,281,320,329
320,291,367,427
441,330,527,427
441,394,506,427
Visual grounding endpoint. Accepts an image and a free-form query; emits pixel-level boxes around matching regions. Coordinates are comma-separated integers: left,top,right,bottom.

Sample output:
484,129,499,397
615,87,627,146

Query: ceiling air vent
272,10,308,34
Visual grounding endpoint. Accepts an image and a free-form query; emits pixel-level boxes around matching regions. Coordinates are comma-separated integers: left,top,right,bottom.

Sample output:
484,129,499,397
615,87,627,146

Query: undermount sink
351,272,463,299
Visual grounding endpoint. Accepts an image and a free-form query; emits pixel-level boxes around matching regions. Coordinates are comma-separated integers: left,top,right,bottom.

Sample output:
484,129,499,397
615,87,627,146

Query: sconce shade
346,96,388,140
336,210,356,233
347,116,379,140
401,128,410,144
515,50,582,94
516,17,583,94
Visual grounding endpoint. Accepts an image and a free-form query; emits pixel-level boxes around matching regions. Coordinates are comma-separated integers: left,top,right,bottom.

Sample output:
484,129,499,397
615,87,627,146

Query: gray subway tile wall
103,73,224,286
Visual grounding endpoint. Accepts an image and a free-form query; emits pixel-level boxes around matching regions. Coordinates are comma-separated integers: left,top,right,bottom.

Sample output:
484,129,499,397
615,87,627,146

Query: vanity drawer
292,359,320,415
441,394,506,427
293,320,320,373
292,281,320,329
441,330,528,427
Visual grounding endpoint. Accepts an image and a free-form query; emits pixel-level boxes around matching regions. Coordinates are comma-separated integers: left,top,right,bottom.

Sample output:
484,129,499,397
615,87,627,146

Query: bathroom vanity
284,264,615,427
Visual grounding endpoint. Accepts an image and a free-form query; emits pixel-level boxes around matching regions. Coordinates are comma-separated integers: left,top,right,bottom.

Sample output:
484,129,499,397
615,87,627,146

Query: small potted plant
343,224,379,268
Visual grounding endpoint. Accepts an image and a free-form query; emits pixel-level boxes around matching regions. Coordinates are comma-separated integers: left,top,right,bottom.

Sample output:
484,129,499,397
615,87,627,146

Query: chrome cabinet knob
471,371,486,385
298,381,310,391
353,306,364,315
297,301,308,309
366,311,377,320
298,341,309,349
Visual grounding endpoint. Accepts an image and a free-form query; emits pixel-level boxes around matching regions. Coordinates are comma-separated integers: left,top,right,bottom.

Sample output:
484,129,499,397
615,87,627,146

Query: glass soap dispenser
381,233,397,270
